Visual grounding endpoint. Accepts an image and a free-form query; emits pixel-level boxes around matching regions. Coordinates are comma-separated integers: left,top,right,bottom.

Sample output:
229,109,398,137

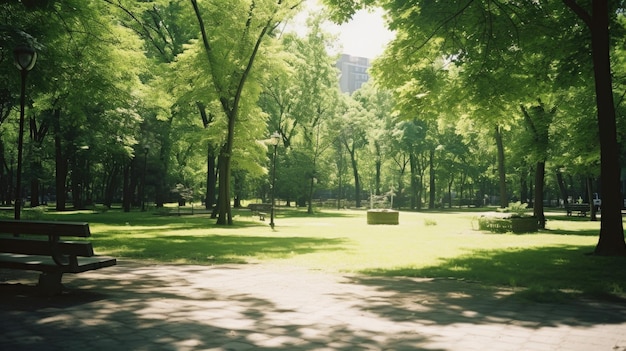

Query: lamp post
13,46,37,220
269,132,280,228
141,146,149,211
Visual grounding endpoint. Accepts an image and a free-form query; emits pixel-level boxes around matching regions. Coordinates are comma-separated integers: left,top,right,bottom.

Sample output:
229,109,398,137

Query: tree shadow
0,264,433,350
95,234,349,264
542,228,600,236
340,275,626,329
2,261,626,351
361,245,626,301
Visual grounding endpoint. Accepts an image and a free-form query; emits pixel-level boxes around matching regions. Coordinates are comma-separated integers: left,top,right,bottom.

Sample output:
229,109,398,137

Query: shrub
497,201,530,218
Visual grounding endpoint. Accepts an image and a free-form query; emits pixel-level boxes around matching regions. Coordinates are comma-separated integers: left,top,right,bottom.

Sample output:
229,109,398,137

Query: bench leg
38,272,63,295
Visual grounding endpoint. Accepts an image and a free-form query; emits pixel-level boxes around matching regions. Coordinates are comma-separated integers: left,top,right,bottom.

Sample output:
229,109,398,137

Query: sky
325,8,395,59
288,1,396,60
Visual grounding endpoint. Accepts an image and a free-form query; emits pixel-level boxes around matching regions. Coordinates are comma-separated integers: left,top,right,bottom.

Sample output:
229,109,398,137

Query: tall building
336,54,370,94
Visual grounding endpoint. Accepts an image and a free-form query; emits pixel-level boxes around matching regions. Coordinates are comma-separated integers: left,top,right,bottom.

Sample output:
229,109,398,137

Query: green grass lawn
6,205,626,301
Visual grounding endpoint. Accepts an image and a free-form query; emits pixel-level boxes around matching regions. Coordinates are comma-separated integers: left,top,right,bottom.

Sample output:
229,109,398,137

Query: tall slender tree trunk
564,0,625,255
197,102,217,211
0,140,10,205
307,174,315,214
347,146,361,208
216,145,233,225
520,168,529,204
534,161,546,229
495,125,507,208
375,152,382,195
590,1,625,255
409,153,417,209
556,168,569,206
122,161,132,212
154,125,171,208
206,148,216,210
52,109,67,211
429,148,435,209
586,177,598,221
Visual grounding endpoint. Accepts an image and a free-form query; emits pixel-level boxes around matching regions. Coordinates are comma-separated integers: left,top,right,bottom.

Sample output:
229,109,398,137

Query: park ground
2,207,626,350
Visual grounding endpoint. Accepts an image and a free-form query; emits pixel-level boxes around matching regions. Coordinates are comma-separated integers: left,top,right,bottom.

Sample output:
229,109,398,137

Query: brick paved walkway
1,261,625,350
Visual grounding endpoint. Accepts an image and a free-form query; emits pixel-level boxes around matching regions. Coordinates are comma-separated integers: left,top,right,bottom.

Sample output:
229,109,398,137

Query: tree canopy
1,0,624,255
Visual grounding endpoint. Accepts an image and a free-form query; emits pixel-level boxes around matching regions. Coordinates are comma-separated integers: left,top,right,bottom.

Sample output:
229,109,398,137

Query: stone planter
367,209,399,225
478,215,538,234
510,217,539,234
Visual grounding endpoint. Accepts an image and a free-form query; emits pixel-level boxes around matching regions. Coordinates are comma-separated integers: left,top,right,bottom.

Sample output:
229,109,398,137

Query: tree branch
562,0,592,29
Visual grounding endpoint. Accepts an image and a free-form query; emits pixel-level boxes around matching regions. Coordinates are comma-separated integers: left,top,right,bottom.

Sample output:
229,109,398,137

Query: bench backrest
0,219,91,238
0,237,94,257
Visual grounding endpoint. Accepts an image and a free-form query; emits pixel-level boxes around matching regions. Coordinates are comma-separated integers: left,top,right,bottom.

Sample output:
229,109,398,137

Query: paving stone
1,261,625,351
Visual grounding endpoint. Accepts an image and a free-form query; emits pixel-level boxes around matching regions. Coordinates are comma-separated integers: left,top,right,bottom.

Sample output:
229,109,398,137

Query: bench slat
0,219,91,237
0,237,94,257
0,253,116,273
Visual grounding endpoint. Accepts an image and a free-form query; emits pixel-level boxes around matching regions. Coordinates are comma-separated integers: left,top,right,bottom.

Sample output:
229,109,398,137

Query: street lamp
141,146,149,211
269,131,280,228
13,46,37,220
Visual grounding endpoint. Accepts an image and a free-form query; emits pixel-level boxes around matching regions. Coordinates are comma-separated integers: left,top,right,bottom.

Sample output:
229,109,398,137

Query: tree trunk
337,159,343,210
348,146,361,208
205,144,217,210
30,178,40,207
556,168,568,206
307,175,315,214
534,161,546,229
429,148,435,209
564,0,626,255
520,168,529,204
409,153,418,209
586,177,598,221
53,109,67,211
122,161,131,212
103,164,119,208
495,125,507,208
198,102,217,211
216,151,232,225
154,137,170,208
447,177,453,208
375,151,382,195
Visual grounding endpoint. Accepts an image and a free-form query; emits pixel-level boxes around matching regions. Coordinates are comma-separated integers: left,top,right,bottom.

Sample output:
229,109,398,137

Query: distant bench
0,219,116,295
565,203,589,217
247,203,272,221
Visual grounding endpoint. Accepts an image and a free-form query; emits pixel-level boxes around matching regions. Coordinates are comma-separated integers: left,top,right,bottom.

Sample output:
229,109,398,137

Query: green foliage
498,201,530,217
22,205,47,220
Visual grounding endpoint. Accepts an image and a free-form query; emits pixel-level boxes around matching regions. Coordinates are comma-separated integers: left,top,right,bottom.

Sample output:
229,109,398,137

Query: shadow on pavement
1,262,625,351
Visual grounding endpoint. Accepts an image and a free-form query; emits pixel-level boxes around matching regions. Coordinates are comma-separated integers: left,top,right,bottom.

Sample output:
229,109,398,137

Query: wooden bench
0,219,116,295
565,203,589,216
247,203,272,221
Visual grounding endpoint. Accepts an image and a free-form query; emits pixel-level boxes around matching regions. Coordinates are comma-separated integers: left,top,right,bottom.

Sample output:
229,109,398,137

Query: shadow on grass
547,214,599,222
542,228,600,236
95,233,350,264
5,207,360,225
361,245,626,302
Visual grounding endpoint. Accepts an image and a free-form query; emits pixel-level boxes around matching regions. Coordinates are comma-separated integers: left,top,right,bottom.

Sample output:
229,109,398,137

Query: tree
273,14,340,213
190,0,301,225
351,83,394,197
1,1,146,211
333,97,368,208
519,101,556,228
105,0,198,210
